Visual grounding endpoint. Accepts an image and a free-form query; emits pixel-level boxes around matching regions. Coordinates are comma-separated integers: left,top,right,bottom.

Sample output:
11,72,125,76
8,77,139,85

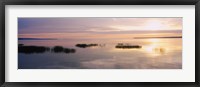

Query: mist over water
18,38,182,69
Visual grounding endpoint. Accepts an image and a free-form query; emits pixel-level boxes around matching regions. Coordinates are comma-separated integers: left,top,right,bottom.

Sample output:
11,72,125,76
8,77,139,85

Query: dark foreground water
18,38,182,69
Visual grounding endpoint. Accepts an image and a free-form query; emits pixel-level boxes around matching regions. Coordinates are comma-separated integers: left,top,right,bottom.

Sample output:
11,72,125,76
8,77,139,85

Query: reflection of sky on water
18,38,182,69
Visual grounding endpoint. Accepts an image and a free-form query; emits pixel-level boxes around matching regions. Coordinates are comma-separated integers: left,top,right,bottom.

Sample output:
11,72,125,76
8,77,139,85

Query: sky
18,18,182,39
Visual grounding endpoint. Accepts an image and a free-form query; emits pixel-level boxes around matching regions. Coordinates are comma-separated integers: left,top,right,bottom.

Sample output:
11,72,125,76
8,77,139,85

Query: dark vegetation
19,42,142,54
75,44,98,48
18,44,76,54
64,48,76,53
18,44,50,54
52,46,76,53
18,44,24,47
115,43,142,49
52,46,64,53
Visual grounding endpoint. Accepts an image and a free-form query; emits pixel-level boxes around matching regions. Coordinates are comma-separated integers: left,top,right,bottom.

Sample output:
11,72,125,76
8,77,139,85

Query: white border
5,5,195,82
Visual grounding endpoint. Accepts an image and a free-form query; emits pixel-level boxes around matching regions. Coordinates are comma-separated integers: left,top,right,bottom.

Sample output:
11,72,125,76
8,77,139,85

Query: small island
52,46,76,53
18,44,76,54
115,43,142,49
75,44,98,48
18,44,50,54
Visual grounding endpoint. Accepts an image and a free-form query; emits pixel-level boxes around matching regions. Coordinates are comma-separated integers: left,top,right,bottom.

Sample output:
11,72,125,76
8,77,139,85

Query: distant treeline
18,38,57,40
134,36,182,39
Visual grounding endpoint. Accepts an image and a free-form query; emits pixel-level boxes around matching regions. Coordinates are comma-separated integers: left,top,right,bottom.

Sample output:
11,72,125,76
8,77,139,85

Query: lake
18,38,182,69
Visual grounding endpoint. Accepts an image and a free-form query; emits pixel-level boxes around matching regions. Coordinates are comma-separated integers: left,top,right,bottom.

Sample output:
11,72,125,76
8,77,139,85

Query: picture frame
0,0,199,87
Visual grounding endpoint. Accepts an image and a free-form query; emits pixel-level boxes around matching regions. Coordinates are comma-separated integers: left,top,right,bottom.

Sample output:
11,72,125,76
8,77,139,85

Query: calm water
18,38,182,69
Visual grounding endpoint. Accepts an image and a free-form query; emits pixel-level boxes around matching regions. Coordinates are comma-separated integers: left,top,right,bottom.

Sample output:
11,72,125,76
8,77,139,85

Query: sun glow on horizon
144,39,168,57
107,19,180,32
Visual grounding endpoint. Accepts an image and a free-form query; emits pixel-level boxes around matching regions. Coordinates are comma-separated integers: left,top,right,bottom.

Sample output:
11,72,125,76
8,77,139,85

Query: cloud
18,17,182,34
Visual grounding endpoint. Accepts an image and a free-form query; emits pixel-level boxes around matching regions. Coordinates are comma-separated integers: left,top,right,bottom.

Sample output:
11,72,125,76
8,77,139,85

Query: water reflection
154,48,166,54
19,44,76,54
144,39,168,57
18,38,182,69
145,46,166,57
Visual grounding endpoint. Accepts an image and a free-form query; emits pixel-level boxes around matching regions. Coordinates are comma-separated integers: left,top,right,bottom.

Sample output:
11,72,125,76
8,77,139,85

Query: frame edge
195,0,200,85
0,0,5,86
1,0,200,87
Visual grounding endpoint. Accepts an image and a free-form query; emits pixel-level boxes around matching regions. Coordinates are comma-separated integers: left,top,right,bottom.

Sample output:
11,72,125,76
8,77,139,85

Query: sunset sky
18,18,182,39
